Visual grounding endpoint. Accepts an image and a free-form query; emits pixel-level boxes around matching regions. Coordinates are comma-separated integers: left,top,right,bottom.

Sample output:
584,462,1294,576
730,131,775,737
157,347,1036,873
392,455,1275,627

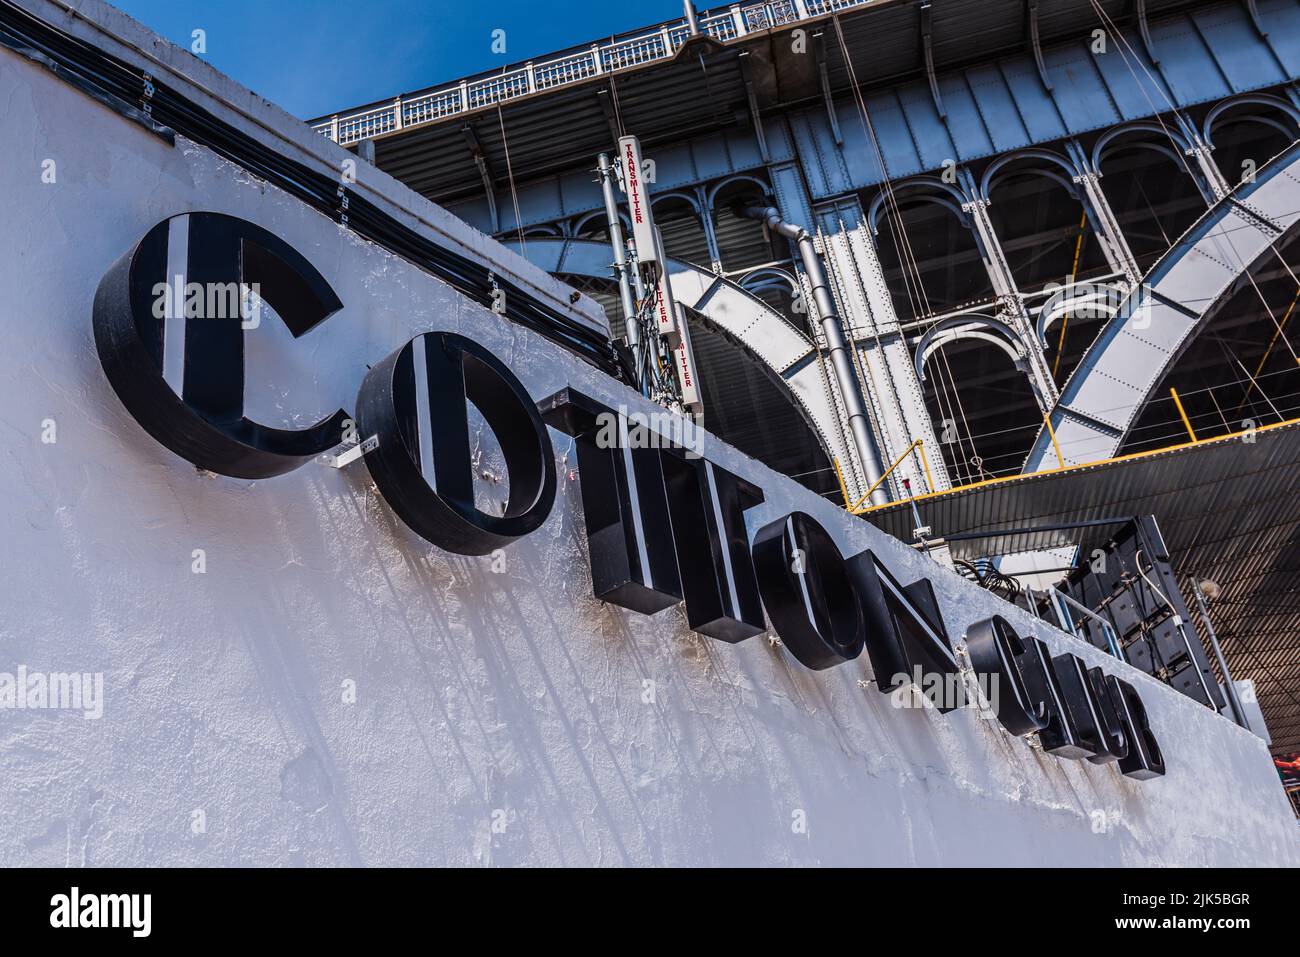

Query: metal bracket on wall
919,1,946,119
319,435,379,469
462,123,500,234
1244,0,1269,39
1135,0,1160,66
738,52,771,164
814,31,843,147
1027,0,1053,92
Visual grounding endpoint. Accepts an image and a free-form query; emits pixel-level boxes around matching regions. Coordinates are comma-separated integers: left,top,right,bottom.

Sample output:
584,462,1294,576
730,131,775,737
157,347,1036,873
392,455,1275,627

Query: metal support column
814,196,951,497
1065,140,1142,285
740,203,890,505
956,167,1059,409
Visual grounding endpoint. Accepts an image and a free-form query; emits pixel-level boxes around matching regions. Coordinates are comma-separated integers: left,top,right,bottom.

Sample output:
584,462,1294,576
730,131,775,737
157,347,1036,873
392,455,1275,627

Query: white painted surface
1,0,1297,866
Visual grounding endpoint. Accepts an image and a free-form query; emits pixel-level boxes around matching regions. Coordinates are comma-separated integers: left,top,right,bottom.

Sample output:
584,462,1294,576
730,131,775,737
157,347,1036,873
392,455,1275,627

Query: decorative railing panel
313,0,875,144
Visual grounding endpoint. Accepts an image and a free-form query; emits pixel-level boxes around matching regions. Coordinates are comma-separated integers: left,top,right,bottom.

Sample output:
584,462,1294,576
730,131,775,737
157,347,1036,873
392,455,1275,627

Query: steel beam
919,1,946,119
956,167,1058,411
815,196,950,496
1064,139,1141,284
461,123,500,233
1026,141,1300,472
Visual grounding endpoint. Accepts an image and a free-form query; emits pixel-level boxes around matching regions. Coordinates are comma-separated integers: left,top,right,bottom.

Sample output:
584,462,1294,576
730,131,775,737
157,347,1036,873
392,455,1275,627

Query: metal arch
912,313,1027,383
872,193,972,236
502,237,854,478
522,224,564,238
1224,114,1300,144
978,148,1083,202
1097,138,1187,172
1093,133,1213,203
1203,93,1300,147
988,165,1081,203
866,176,973,235
705,174,773,211
738,266,799,294
571,209,627,236
1091,121,1196,172
650,191,704,217
1025,140,1300,472
1036,285,1122,346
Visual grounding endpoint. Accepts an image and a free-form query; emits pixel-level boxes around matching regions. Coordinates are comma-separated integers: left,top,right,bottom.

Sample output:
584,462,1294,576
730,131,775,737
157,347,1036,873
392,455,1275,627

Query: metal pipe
739,203,889,504
597,153,641,384
683,1,701,36
1190,582,1251,731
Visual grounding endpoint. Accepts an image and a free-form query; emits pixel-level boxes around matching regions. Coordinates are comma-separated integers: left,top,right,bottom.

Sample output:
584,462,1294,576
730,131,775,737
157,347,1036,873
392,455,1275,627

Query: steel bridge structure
314,0,1300,753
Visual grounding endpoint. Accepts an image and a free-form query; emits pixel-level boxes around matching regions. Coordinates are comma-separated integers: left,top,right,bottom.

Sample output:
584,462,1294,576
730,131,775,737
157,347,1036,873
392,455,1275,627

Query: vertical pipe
683,1,701,36
739,204,889,504
1191,583,1251,730
597,153,641,381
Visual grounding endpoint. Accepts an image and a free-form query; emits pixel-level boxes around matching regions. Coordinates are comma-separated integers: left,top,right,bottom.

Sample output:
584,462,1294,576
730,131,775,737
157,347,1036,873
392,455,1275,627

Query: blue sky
115,0,685,119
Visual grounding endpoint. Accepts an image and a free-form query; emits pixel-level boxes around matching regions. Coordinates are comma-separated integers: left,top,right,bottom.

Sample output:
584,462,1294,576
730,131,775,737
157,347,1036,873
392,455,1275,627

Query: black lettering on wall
751,512,865,670
355,331,556,555
538,388,682,614
850,551,960,711
965,616,1050,736
1050,653,1110,759
1106,675,1166,780
1018,638,1087,758
1085,666,1129,765
93,212,349,478
661,455,765,643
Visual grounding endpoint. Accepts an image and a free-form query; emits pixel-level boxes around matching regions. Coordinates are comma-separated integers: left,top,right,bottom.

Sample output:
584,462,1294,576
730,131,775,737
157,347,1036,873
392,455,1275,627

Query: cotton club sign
92,212,1165,781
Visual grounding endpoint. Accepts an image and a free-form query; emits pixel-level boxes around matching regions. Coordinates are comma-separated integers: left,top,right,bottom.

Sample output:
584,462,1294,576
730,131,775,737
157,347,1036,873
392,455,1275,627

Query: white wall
1,0,1297,867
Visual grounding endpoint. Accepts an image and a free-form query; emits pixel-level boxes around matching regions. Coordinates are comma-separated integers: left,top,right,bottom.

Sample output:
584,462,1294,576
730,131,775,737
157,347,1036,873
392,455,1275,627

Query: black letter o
355,331,555,555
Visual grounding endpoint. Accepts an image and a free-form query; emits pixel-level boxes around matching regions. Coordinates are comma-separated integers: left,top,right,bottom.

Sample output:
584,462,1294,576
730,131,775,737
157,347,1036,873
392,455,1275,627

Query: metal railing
313,0,875,145
1037,587,1124,660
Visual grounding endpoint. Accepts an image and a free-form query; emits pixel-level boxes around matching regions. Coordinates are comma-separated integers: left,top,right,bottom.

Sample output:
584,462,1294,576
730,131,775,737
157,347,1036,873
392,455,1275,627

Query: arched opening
571,210,626,243
652,194,711,268
917,329,1043,485
872,186,994,320
1096,129,1209,272
522,223,565,239
709,178,781,276
986,158,1110,292
1120,229,1300,455
1039,295,1115,388
1205,99,1300,189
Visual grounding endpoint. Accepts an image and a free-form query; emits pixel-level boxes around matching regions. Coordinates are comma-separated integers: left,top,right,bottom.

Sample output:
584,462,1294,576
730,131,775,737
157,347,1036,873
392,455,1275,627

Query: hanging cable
497,106,527,254
832,14,982,486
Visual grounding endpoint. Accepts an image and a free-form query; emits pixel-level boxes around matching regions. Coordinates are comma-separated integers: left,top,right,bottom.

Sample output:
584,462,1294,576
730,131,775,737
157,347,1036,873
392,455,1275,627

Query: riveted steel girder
1025,140,1300,472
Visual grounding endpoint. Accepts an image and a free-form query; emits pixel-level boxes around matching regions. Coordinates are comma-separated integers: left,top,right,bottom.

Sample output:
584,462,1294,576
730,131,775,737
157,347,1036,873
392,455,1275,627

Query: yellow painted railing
835,438,935,515
845,413,1300,516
